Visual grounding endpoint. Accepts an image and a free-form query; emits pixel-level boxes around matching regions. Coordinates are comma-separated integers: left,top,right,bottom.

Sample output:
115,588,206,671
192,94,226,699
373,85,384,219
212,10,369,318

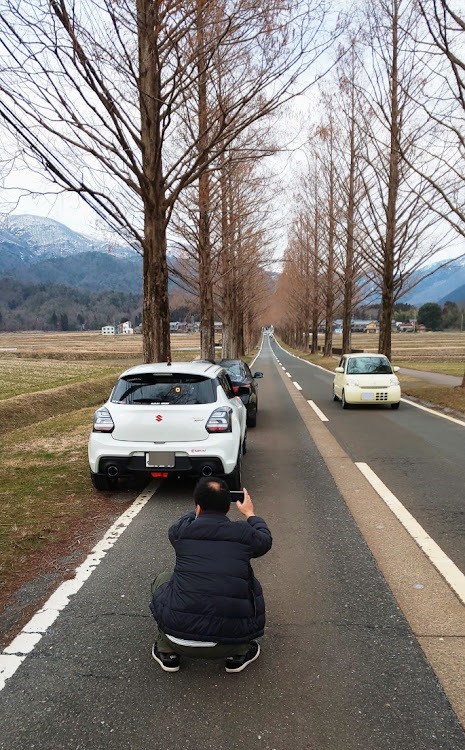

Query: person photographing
150,477,272,673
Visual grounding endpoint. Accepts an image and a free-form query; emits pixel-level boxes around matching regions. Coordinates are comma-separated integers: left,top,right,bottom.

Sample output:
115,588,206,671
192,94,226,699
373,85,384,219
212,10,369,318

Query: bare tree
0,0,337,362
356,0,451,359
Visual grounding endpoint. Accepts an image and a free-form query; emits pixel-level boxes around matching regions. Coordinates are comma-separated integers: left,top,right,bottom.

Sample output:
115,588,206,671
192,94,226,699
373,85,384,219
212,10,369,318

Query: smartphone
230,490,245,503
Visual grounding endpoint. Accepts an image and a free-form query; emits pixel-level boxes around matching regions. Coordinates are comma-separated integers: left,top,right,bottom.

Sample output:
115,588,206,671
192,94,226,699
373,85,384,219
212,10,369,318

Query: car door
334,356,347,398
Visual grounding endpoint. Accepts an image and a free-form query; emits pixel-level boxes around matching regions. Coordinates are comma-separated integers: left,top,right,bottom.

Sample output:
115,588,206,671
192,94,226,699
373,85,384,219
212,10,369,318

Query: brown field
0,330,207,361
329,331,465,363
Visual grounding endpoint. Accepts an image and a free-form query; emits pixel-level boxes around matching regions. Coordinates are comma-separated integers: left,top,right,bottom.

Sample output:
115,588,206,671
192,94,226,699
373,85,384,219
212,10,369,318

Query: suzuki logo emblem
155,415,163,422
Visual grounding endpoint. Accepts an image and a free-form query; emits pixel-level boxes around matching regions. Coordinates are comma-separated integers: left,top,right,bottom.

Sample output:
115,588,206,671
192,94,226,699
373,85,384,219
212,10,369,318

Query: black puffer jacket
150,510,272,644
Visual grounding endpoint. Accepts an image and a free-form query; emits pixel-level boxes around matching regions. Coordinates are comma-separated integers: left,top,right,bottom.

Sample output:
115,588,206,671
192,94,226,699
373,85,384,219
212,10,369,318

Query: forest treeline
0,277,143,332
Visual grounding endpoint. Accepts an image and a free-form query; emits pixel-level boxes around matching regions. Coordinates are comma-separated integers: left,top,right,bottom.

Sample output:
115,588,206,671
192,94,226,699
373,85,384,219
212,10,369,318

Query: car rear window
347,357,392,375
111,374,216,405
222,363,244,381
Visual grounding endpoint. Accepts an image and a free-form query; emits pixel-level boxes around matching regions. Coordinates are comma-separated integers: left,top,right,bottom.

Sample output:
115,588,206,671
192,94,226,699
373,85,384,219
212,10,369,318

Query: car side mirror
393,366,400,372
254,372,263,378
335,367,344,373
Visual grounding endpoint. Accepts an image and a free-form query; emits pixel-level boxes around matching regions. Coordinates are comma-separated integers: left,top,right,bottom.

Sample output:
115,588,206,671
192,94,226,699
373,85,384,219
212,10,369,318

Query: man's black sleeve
168,510,196,546
247,515,272,558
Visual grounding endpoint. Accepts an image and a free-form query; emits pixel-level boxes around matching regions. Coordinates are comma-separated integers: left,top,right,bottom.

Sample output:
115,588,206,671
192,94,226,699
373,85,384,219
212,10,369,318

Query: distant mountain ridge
0,214,137,270
0,215,182,296
399,256,465,306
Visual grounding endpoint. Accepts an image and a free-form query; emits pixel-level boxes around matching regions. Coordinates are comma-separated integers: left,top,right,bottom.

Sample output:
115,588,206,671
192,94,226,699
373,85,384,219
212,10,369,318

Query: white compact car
88,361,247,491
333,353,401,409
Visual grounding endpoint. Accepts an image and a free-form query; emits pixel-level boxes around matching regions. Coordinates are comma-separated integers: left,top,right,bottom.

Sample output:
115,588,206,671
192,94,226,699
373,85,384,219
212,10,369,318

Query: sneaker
225,641,260,673
151,644,180,672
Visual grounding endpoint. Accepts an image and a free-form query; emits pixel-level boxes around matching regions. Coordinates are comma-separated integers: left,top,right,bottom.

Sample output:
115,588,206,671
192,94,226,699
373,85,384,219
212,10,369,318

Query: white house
117,321,133,334
101,325,116,335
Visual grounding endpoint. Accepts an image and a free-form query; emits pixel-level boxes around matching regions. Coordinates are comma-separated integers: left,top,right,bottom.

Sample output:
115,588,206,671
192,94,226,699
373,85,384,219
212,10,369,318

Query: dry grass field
0,330,206,361
329,330,465,367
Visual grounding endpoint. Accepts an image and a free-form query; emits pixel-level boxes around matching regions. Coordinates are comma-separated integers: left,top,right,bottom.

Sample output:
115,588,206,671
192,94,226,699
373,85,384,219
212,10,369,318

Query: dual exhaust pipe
107,463,214,478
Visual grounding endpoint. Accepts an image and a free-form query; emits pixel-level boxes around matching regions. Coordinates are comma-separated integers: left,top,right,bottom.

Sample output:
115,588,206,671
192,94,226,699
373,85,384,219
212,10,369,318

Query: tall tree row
275,0,465,360
0,0,334,362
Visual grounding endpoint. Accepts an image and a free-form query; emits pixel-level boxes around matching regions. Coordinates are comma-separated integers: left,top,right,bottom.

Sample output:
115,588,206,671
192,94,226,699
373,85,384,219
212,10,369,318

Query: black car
215,359,263,427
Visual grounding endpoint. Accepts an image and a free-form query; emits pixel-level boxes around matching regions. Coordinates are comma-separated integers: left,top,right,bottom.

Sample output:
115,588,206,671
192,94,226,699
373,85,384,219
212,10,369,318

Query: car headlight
346,378,360,386
388,377,399,386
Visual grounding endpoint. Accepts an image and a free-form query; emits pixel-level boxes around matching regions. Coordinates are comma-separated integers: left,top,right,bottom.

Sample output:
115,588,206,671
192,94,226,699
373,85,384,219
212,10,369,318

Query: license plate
362,392,374,401
146,451,175,468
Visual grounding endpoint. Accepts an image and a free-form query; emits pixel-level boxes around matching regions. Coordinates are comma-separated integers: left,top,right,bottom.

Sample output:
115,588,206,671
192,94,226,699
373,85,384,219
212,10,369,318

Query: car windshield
346,357,393,375
111,374,215,405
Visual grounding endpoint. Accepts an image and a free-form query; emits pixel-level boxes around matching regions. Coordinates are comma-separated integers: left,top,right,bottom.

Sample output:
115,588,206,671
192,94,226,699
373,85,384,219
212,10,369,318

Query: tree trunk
197,0,215,360
378,0,400,361
142,205,171,363
342,79,356,355
311,186,320,354
137,0,171,363
324,149,335,358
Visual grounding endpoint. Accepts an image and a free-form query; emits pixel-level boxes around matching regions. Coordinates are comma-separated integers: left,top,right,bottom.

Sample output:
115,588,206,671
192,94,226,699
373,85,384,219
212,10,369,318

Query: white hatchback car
88,361,247,491
333,353,401,409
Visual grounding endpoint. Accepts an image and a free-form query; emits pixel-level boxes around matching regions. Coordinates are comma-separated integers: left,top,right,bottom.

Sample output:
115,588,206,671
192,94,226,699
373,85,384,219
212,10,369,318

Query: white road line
0,479,159,692
308,400,329,422
356,462,465,606
286,372,291,378
400,397,465,427
293,381,302,391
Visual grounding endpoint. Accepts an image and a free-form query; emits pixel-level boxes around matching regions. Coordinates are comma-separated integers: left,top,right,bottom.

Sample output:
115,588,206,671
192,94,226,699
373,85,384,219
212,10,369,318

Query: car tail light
233,384,250,394
206,406,232,433
93,407,115,432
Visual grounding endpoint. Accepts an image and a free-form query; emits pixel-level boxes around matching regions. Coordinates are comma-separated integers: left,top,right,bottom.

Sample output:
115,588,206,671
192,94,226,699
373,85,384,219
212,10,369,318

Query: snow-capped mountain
399,256,465,306
0,214,137,269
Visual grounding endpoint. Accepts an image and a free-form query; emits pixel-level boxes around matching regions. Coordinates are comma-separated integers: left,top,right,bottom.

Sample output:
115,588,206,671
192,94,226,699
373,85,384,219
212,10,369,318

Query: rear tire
90,471,115,491
247,408,257,428
391,402,400,410
342,390,350,409
226,450,242,490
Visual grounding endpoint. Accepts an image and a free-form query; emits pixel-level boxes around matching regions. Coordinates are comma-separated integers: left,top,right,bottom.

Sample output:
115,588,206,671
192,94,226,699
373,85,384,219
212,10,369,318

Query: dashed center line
286,372,291,378
293,381,302,391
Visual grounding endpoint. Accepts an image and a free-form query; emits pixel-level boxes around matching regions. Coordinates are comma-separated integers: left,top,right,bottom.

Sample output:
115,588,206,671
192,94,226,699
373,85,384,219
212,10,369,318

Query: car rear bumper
88,432,240,476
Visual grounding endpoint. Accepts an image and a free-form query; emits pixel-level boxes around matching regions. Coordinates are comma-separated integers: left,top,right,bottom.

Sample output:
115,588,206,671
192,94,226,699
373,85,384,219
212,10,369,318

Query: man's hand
237,488,255,519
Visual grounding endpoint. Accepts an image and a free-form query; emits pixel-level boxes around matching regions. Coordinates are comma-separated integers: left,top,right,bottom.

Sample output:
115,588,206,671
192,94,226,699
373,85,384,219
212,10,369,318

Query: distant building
117,321,133,334
101,325,116,335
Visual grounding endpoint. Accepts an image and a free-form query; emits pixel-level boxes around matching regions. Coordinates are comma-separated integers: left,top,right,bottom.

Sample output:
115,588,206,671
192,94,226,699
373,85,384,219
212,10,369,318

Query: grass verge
0,408,129,588
0,374,120,435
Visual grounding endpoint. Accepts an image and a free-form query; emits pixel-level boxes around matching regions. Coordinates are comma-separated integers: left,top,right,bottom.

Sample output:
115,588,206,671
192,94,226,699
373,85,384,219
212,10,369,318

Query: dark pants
152,571,250,658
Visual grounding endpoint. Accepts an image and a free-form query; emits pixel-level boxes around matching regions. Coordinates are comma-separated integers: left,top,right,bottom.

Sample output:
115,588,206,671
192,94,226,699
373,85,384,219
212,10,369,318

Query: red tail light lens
233,384,250,393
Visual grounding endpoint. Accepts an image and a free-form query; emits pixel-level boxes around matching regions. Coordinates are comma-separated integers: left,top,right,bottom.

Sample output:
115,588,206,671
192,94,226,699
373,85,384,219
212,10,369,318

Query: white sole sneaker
151,644,180,672
225,642,260,673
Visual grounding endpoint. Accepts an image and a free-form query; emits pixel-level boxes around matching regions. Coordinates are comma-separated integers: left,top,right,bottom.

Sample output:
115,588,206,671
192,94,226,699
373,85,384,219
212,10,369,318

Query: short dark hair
193,477,230,513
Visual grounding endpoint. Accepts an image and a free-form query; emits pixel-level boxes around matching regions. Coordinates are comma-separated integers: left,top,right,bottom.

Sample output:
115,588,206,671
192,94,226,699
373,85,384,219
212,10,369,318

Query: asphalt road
1,337,464,749
269,336,465,578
